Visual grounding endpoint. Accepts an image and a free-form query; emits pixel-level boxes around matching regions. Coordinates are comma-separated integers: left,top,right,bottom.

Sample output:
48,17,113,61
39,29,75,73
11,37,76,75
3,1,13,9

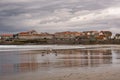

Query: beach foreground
0,45,120,80
1,64,120,80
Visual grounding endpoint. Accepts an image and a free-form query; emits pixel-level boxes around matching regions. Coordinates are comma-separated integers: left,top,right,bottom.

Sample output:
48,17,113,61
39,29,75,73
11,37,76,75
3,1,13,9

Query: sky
0,0,120,34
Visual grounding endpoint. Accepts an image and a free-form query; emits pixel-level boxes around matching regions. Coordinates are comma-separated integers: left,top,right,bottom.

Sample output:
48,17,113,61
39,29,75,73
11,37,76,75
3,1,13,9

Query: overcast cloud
0,0,120,34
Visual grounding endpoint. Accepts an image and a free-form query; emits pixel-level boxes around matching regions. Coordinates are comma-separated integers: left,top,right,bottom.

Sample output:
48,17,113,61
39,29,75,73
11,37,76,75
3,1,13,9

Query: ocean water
0,45,120,79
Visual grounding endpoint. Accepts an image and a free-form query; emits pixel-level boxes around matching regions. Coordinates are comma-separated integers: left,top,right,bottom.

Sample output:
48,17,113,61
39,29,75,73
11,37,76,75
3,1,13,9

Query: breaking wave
0,45,85,51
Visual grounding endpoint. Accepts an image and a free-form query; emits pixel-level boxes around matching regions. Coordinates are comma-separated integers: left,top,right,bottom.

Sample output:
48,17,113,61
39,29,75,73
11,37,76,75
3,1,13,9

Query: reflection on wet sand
0,49,113,76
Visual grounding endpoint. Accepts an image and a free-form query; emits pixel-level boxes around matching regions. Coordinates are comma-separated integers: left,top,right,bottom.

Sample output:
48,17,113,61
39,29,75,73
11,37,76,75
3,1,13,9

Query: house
75,31,99,44
83,31,99,36
53,31,83,44
38,33,53,39
98,31,112,40
82,31,99,40
54,31,82,39
18,30,53,40
0,34,13,41
18,30,39,40
114,34,120,39
19,30,38,35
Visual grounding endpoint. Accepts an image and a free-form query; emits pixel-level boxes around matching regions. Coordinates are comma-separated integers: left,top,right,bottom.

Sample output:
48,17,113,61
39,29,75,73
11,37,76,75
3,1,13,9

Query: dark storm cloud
0,0,120,33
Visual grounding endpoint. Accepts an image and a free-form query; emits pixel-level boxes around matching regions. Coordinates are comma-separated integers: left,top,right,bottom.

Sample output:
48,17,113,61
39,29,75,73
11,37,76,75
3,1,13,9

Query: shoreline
1,64,120,80
0,45,120,80
0,44,119,52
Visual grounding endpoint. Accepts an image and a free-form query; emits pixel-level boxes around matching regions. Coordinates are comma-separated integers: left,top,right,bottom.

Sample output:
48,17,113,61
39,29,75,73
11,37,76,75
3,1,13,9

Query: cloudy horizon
0,0,120,34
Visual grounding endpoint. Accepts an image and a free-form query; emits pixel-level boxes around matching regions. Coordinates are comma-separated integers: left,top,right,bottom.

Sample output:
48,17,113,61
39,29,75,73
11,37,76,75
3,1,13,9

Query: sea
0,45,120,80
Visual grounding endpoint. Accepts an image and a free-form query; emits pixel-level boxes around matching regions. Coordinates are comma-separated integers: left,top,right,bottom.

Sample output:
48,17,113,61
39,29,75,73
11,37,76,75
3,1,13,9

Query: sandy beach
1,64,120,80
0,45,120,80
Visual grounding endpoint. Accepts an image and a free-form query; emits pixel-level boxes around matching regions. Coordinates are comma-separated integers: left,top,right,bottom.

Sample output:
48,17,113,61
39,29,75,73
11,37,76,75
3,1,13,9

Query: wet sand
1,64,120,80
0,45,120,80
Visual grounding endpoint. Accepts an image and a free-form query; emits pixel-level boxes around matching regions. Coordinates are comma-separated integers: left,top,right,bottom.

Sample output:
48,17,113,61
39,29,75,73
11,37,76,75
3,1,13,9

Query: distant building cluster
0,30,120,44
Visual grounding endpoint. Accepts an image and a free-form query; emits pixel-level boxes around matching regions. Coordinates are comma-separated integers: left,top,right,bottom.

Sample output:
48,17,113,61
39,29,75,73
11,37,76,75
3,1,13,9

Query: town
0,30,120,45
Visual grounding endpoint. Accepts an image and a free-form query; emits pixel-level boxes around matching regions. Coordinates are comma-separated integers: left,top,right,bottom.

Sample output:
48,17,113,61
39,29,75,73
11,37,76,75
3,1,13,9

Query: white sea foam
0,45,119,51
0,45,85,51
